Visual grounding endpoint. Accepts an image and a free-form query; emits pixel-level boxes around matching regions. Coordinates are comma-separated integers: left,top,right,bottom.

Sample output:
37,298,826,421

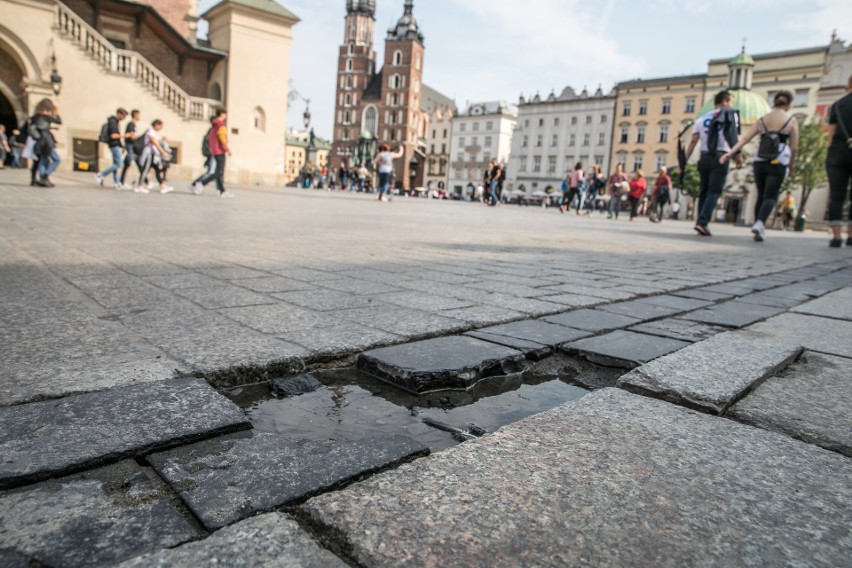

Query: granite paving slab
618,329,802,414
335,305,468,339
534,293,605,309
628,318,726,343
142,272,222,290
318,278,401,295
596,299,692,322
750,313,852,359
0,461,202,567
473,319,591,348
580,287,637,301
439,305,526,327
695,282,759,296
272,289,378,311
0,378,250,489
230,276,315,293
564,330,689,368
541,309,641,333
760,281,840,302
146,432,429,530
117,512,348,568
792,287,852,321
464,331,552,359
728,352,852,456
358,336,525,393
279,321,401,358
733,292,803,308
670,289,733,302
301,388,852,568
218,303,341,334
174,285,276,309
637,294,714,312
681,300,785,328
380,291,474,311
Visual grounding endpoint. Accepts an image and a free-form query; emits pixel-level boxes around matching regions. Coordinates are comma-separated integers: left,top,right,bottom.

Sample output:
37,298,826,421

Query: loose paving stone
580,287,637,301
618,329,802,414
336,305,468,339
279,321,401,357
671,288,733,301
534,293,605,309
792,287,852,321
629,318,726,343
358,336,525,393
564,330,689,368
0,378,249,489
728,352,852,456
596,299,691,322
541,309,641,333
750,313,852,361
146,432,429,530
637,294,714,312
696,282,758,296
439,305,526,327
174,285,275,309
301,388,852,568
0,461,202,567
117,513,348,568
474,319,591,348
760,281,840,302
464,331,551,359
681,300,785,328
734,292,803,309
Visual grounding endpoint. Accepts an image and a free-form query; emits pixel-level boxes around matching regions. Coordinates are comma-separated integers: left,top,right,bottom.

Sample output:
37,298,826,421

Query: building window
662,99,672,114
519,156,527,172
636,126,646,144
659,125,669,143
473,122,480,131
536,135,543,147
616,153,627,167
620,127,629,144
346,59,353,72
457,152,464,161
460,123,467,132
253,106,266,132
459,137,465,148
533,156,542,172
583,133,590,146
343,110,350,125
483,152,491,162
486,121,493,130
571,116,578,125
363,106,378,136
594,155,604,165
601,114,608,123
443,129,448,138
685,98,696,113
432,129,436,138
551,134,558,146
639,101,648,116
522,135,528,148
345,93,351,106
547,156,557,173
539,118,545,127
633,155,643,171
598,132,605,146
622,102,631,116
655,154,667,172
393,50,403,66
586,115,592,124
794,89,809,107
569,133,576,146
471,136,479,147
485,136,493,147
554,118,560,126
345,76,351,88
415,54,421,70
390,74,401,88
524,119,530,128
347,43,354,55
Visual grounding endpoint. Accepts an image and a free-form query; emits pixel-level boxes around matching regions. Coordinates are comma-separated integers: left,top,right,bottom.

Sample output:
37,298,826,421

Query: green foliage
673,165,701,199
783,118,828,213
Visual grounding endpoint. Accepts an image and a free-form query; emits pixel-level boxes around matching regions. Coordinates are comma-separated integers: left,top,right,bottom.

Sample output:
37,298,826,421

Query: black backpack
98,118,111,143
201,128,212,158
756,117,793,161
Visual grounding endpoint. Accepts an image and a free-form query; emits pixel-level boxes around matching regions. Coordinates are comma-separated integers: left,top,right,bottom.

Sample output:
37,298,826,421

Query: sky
198,0,851,138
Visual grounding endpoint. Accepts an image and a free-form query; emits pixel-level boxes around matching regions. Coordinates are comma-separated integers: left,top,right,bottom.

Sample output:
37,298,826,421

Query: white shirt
693,109,733,153
377,151,394,174
144,127,161,156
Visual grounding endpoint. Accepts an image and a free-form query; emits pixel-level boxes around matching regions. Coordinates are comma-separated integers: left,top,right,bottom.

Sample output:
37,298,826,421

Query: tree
672,165,701,219
784,118,828,230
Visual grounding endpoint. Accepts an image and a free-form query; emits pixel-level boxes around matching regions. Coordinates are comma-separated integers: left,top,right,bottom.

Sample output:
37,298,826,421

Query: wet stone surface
628,318,726,343
464,330,551,359
472,319,591,348
358,336,525,393
0,378,249,490
117,513,348,568
0,461,202,567
271,374,322,398
301,389,852,568
728,351,852,456
146,431,429,530
681,300,785,328
564,330,690,369
541,309,641,333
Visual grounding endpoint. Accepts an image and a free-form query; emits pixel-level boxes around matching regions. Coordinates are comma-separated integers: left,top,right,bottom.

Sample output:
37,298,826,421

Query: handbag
21,137,36,160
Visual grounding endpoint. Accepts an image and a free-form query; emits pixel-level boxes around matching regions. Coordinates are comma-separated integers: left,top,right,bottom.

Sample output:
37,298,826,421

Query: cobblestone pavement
1,170,850,566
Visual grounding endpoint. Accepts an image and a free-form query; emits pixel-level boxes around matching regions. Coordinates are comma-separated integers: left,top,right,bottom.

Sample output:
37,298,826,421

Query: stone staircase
54,0,219,122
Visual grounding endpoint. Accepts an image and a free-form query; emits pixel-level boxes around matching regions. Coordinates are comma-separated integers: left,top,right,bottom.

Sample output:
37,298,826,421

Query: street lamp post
50,51,62,96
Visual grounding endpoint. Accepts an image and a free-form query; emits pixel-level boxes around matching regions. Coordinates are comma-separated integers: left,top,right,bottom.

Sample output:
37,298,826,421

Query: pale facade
284,130,330,185
611,75,707,177
424,105,453,190
508,86,616,194
447,101,517,197
0,0,297,185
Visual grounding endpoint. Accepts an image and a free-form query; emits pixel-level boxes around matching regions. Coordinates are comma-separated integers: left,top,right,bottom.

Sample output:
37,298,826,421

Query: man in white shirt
685,90,743,236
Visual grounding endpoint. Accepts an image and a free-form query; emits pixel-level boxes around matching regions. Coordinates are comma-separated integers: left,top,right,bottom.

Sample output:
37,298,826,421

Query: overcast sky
199,0,850,137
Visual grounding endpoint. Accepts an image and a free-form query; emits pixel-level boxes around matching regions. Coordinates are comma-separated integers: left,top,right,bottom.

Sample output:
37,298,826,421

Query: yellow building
284,130,330,185
610,74,707,177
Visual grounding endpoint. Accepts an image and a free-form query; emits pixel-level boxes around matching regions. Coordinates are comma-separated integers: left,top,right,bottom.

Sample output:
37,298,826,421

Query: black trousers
195,154,226,194
827,145,852,227
697,153,730,226
752,161,786,224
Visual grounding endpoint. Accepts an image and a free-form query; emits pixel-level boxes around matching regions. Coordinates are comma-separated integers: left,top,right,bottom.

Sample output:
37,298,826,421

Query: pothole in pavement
223,353,623,453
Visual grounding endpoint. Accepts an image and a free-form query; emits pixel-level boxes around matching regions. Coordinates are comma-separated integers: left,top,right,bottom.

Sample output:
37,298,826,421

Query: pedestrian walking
825,73,852,248
135,119,173,194
721,91,798,242
95,108,128,190
27,99,62,187
627,170,646,221
588,164,605,214
0,124,10,168
562,162,583,214
10,129,23,168
375,143,404,201
120,110,142,190
778,190,797,231
607,163,627,219
685,90,742,237
190,108,232,198
650,167,672,223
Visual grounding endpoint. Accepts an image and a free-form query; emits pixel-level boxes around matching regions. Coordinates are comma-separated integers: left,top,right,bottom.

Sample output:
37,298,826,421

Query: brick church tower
331,0,427,190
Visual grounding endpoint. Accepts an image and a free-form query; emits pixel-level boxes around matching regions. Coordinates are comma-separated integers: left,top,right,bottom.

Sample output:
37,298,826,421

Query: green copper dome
729,51,755,66
696,89,771,126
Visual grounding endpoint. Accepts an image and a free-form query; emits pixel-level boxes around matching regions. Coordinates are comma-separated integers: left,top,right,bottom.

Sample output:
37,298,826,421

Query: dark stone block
541,309,641,333
682,301,785,328
638,295,714,312
0,378,250,490
271,374,322,398
147,432,429,530
671,289,733,302
735,293,802,309
474,319,591,348
596,299,691,322
0,461,202,567
564,330,689,368
358,336,525,393
464,331,551,360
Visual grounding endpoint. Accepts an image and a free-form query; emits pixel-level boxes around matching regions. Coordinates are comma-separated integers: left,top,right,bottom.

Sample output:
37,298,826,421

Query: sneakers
190,182,204,196
694,224,712,237
830,239,843,248
146,181,154,190
123,183,135,191
95,174,104,187
159,185,174,194
751,221,765,242
219,191,234,198
134,185,149,194
114,183,123,191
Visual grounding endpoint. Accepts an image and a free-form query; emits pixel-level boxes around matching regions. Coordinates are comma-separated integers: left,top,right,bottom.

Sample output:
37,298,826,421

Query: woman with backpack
135,119,173,194
26,99,62,187
721,91,798,242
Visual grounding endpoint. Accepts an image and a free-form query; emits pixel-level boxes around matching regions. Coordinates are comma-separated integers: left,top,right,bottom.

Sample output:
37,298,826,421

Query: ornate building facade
330,0,450,190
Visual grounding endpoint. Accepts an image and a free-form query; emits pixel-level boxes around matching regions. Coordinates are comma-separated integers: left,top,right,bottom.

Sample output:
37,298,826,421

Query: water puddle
226,354,620,453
